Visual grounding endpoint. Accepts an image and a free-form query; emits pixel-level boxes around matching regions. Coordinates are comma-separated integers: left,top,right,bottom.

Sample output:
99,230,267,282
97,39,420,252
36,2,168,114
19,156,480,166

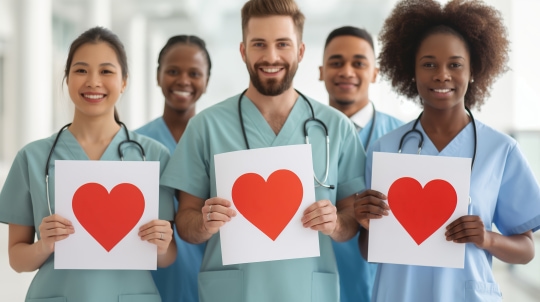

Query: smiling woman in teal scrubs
136,35,211,302
0,27,176,302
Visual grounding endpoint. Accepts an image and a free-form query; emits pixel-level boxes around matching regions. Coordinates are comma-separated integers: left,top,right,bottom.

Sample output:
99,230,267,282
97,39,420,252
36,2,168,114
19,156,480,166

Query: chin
334,99,356,106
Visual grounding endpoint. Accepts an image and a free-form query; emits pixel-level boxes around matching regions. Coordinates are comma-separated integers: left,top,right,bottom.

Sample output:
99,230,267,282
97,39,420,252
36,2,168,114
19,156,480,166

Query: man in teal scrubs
161,1,365,301
319,26,403,302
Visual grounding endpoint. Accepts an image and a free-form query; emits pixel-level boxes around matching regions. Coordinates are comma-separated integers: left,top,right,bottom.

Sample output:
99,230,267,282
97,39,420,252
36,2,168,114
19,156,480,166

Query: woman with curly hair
354,0,540,301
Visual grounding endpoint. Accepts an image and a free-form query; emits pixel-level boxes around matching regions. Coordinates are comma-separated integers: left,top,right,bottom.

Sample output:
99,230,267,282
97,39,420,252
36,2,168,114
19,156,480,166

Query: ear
371,67,379,83
319,66,324,81
298,42,306,63
240,42,247,63
121,76,128,94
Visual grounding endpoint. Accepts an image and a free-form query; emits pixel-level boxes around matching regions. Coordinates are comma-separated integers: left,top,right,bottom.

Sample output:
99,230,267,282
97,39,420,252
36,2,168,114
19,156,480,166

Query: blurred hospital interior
0,0,539,300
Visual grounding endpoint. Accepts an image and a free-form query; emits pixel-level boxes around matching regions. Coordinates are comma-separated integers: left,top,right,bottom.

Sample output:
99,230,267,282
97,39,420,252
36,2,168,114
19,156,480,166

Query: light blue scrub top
365,120,540,302
161,93,366,302
0,128,175,302
136,117,205,302
333,110,403,302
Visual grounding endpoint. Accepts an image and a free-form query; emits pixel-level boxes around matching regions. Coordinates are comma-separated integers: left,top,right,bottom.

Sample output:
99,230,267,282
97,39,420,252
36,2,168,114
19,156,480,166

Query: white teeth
84,94,104,99
434,89,451,93
262,68,280,73
173,91,192,97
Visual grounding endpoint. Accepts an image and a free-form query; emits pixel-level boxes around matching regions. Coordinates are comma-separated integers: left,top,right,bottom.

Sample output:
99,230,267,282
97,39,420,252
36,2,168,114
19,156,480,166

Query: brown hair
64,27,128,122
378,0,509,109
241,0,305,41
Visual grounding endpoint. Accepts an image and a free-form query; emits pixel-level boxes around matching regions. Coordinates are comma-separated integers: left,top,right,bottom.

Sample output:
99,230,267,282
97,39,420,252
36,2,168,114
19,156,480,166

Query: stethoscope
238,89,335,189
44,122,146,215
362,102,377,150
397,107,477,212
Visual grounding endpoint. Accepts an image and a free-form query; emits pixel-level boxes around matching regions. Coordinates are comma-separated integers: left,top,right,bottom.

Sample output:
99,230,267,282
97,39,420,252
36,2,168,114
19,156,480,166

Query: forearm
9,240,51,273
484,230,534,264
157,236,177,268
175,208,212,244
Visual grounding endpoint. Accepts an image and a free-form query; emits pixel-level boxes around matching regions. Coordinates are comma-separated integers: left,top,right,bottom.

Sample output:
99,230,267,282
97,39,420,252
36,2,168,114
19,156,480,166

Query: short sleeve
161,119,210,199
336,120,366,201
0,151,34,225
494,143,540,235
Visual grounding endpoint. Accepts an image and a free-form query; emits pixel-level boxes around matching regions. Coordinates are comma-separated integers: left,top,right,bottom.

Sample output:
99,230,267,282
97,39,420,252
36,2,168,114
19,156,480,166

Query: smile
432,88,453,93
173,91,192,97
260,67,282,74
82,94,105,99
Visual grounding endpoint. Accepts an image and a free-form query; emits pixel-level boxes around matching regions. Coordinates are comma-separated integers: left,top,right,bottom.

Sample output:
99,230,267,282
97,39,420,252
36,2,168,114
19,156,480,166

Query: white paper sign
215,144,320,265
54,160,160,270
368,152,470,268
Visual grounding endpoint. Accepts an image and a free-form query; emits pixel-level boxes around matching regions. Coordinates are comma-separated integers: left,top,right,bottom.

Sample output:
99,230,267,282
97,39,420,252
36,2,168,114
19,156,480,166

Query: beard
247,60,298,96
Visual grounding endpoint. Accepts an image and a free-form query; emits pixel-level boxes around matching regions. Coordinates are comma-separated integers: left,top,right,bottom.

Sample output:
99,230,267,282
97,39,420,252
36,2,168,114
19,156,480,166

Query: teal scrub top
333,110,404,302
366,120,540,302
161,93,366,302
136,117,205,302
0,127,174,302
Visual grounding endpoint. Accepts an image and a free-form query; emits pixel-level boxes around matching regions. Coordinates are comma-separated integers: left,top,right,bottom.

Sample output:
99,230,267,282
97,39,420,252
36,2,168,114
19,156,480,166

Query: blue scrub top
333,110,404,302
0,128,174,302
161,93,366,302
136,117,206,302
365,120,540,302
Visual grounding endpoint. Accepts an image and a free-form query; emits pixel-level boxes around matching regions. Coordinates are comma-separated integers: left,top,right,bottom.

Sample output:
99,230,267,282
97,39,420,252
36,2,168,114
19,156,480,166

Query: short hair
378,0,509,109
324,26,375,52
241,0,305,42
157,35,212,78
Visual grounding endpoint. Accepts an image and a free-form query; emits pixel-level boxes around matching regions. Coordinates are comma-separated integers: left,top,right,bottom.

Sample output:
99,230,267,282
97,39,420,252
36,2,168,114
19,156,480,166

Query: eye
101,69,113,74
328,61,342,68
166,69,179,76
277,42,289,47
73,69,87,74
352,61,366,68
450,63,462,68
189,71,202,78
253,42,264,47
422,63,435,68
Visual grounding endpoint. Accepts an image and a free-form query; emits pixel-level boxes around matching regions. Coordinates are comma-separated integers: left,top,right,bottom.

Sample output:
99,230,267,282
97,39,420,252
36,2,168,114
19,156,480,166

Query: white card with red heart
54,160,159,270
215,144,320,265
368,152,470,268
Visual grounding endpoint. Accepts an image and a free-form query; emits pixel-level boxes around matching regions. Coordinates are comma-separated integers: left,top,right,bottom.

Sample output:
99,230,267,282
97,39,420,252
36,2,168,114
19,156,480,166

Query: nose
176,72,190,86
263,45,280,64
338,63,355,78
434,66,451,82
86,71,102,87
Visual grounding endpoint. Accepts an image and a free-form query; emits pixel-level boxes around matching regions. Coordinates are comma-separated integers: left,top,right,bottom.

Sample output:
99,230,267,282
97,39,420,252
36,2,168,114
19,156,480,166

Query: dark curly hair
378,0,509,109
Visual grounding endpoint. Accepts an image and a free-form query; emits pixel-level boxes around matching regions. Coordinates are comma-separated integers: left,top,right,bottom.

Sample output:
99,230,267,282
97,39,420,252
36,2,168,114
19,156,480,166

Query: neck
420,105,470,151
330,98,370,118
69,111,121,142
244,83,298,135
162,106,196,143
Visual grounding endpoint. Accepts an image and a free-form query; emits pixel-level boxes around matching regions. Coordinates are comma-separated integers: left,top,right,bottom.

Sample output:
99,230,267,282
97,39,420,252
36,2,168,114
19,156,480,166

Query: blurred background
0,0,539,300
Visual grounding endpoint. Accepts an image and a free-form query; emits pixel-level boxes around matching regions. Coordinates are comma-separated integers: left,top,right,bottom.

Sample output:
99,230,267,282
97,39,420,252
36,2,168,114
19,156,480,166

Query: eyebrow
249,37,294,43
327,54,368,60
72,62,118,68
419,55,466,60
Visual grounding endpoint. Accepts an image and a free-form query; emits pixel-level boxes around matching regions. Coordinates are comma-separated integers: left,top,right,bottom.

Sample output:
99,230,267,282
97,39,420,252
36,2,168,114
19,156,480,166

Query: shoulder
134,117,163,136
475,120,517,151
129,131,170,156
375,111,405,127
16,135,56,159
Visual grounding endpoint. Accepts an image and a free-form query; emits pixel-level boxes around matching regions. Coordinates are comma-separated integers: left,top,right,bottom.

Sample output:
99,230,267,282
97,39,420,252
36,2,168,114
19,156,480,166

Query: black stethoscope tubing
237,89,335,189
363,102,377,151
44,122,146,215
397,106,477,170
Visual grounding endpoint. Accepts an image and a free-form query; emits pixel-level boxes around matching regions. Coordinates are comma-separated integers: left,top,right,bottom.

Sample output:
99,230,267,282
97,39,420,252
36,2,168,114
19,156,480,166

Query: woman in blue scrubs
0,27,176,302
136,35,211,302
355,1,540,301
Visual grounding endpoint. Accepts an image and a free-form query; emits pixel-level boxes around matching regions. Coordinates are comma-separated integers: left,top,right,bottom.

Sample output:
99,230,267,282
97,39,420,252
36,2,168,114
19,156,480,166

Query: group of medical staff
1,0,540,301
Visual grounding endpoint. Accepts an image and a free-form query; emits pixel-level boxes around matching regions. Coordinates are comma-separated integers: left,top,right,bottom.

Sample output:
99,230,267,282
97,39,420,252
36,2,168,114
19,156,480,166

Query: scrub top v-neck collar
241,94,307,147
58,127,126,160
415,121,474,157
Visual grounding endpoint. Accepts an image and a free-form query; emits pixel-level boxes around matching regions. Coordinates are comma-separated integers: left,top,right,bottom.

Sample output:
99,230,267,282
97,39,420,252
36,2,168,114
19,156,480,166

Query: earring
470,79,474,83
412,78,415,82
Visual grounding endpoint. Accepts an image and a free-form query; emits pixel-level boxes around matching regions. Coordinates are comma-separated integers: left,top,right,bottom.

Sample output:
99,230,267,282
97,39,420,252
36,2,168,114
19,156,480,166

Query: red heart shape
232,169,303,241
388,177,457,245
72,183,145,252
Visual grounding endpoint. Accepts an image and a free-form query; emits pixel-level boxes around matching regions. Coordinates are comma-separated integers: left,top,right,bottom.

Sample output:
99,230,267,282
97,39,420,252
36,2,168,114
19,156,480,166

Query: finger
139,219,171,232
204,197,232,208
446,215,480,230
449,234,483,244
203,204,236,215
446,227,484,241
356,213,386,221
309,221,335,233
42,227,75,238
206,211,235,222
445,221,483,236
356,190,387,200
355,204,389,216
303,213,337,228
303,200,331,215
43,214,73,226
302,205,335,224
